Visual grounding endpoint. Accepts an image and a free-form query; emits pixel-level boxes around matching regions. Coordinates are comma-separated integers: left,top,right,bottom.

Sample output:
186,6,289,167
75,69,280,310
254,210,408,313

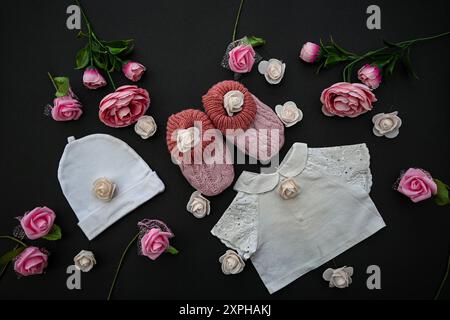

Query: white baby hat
58,134,165,240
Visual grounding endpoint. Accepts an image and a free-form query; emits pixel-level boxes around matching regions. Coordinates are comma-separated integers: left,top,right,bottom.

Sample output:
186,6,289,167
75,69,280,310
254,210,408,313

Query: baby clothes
211,142,385,293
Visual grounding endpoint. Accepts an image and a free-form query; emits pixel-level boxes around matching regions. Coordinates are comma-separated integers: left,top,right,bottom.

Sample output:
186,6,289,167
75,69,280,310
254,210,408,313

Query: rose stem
434,250,450,300
47,72,58,91
232,0,245,42
0,235,27,247
105,69,117,91
107,232,139,300
0,244,19,280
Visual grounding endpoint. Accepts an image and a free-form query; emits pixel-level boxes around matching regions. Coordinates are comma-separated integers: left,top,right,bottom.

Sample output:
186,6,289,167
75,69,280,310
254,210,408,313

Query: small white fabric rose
186,191,210,219
219,250,245,275
93,178,116,202
134,115,157,139
372,111,402,138
258,59,286,84
74,250,96,272
223,90,244,116
176,127,200,153
275,101,303,127
277,178,300,200
322,266,353,288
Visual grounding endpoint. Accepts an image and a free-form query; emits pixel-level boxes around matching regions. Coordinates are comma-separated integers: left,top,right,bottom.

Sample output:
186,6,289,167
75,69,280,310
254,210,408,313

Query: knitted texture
166,109,234,196
202,80,256,133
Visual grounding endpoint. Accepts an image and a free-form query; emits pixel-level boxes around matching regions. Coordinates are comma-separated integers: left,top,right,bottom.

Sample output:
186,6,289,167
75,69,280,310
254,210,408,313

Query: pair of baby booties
166,80,285,196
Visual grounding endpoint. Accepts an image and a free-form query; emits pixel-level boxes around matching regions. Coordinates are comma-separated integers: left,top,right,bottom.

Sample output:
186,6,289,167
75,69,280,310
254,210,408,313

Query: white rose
322,266,353,288
223,90,244,116
219,250,245,275
277,178,300,200
93,178,116,202
134,115,157,139
258,58,286,84
74,250,96,272
275,101,303,127
176,127,200,153
372,111,402,138
186,191,210,219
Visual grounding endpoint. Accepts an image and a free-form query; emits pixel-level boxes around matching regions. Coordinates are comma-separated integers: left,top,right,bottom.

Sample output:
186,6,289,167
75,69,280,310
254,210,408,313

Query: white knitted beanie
57,134,165,240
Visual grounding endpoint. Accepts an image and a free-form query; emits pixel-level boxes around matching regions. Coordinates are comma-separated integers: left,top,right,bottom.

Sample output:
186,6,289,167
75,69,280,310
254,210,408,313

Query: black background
0,0,449,300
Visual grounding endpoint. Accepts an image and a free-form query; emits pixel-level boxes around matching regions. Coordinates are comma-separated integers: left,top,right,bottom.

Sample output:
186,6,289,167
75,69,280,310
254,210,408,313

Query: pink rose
228,45,255,73
99,85,150,128
320,82,377,118
83,67,107,89
20,206,56,240
299,42,321,63
397,168,438,203
14,247,48,276
122,61,146,82
358,64,382,89
140,228,172,260
51,96,83,121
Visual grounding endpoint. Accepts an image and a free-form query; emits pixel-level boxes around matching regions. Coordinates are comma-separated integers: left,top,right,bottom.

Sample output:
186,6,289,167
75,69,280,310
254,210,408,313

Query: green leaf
330,36,353,56
102,39,134,56
42,224,62,241
165,246,179,255
246,36,266,48
53,77,70,97
401,48,419,80
434,179,450,206
324,54,348,67
383,39,402,49
93,52,108,70
0,247,25,269
385,56,398,75
75,46,90,70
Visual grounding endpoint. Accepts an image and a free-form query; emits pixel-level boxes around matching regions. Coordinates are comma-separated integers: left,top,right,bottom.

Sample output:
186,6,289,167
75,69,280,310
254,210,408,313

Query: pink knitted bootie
202,80,284,162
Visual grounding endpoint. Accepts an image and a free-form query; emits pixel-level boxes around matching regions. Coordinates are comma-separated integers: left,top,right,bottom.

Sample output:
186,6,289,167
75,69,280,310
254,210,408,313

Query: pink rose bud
140,228,172,260
14,246,48,276
51,95,83,121
320,82,377,118
357,64,382,89
300,42,321,63
397,168,438,203
20,206,56,240
83,67,107,89
228,44,256,73
99,85,150,127
122,61,146,82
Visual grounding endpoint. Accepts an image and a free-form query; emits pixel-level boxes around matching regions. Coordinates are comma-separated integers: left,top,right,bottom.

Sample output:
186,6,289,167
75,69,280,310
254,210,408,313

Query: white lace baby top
211,143,386,294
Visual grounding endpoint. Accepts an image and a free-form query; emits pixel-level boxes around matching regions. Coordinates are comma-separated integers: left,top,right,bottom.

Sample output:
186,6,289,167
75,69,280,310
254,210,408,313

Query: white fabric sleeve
211,192,258,260
306,143,372,192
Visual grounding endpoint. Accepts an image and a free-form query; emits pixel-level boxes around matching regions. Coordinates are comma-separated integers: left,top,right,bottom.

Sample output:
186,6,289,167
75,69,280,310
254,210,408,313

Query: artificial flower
275,101,303,127
322,266,353,288
186,191,210,219
99,85,150,128
51,95,83,121
372,111,402,138
228,44,256,73
122,61,146,82
74,250,96,272
299,42,321,63
320,82,377,118
135,115,157,139
83,67,107,89
20,207,56,240
176,127,200,153
397,168,437,203
258,58,286,84
223,90,244,116
278,178,300,200
93,178,116,202
219,250,245,275
14,246,48,277
140,228,172,260
358,64,382,89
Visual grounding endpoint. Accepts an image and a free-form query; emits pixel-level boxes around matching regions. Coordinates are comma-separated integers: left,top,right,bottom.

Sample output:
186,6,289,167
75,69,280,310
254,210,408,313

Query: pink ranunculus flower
320,82,377,118
397,168,438,203
358,64,382,89
51,95,83,121
228,44,256,73
20,206,56,240
122,61,146,82
14,246,48,276
83,67,107,89
299,42,321,63
140,228,172,260
99,85,150,128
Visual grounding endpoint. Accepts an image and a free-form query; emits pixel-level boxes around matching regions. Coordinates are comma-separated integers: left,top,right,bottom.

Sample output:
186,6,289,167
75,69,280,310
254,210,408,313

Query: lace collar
234,143,308,194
